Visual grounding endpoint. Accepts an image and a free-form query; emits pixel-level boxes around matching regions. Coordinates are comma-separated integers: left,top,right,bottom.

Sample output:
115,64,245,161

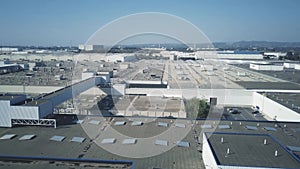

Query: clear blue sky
0,0,299,46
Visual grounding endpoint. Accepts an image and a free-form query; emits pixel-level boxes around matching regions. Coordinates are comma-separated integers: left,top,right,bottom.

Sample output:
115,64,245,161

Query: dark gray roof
0,117,299,169
206,132,300,168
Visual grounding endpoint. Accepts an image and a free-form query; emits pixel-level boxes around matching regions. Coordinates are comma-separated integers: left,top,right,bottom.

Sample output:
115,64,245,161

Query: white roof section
201,125,213,129
70,137,85,143
88,120,101,125
114,121,126,126
122,138,137,145
101,138,116,144
155,139,168,146
175,123,186,128
0,134,16,140
157,122,168,127
245,125,258,130
19,134,35,140
177,141,190,147
131,121,143,126
50,135,65,142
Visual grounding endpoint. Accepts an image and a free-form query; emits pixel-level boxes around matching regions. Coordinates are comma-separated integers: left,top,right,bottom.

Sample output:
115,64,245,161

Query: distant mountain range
213,41,300,49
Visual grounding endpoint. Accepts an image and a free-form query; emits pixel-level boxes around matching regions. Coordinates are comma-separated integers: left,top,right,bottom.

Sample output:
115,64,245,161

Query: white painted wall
252,92,300,122
202,133,218,169
10,106,39,119
218,165,281,169
0,101,12,127
0,85,63,94
250,64,284,71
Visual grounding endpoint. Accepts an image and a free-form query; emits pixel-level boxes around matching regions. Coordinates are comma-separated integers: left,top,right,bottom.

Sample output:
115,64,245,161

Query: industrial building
0,75,110,127
0,117,299,169
250,63,284,71
0,60,24,74
78,44,105,52
217,51,264,60
0,47,18,54
284,62,297,69
0,52,300,169
106,54,136,62
264,52,286,59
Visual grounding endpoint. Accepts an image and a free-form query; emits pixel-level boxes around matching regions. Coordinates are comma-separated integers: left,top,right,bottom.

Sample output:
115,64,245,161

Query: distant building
0,60,23,74
0,95,53,127
0,47,18,54
264,52,286,59
106,54,135,62
217,51,264,60
79,44,105,53
250,63,284,71
283,62,297,69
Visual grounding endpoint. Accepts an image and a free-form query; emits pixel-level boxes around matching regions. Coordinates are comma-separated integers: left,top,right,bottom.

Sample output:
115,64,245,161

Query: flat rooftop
206,132,300,168
22,99,50,106
236,81,300,90
234,63,300,84
112,96,183,113
264,92,300,113
0,116,299,169
0,95,23,101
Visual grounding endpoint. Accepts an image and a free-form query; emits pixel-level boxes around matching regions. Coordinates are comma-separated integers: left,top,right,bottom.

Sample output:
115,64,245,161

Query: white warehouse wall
202,133,218,169
217,165,281,169
252,92,300,122
10,106,39,120
0,101,12,127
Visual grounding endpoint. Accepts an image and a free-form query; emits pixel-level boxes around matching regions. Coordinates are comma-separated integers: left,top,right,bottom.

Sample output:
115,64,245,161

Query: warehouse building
0,60,24,74
0,75,107,127
250,63,284,71
78,44,105,52
217,51,264,60
0,95,53,127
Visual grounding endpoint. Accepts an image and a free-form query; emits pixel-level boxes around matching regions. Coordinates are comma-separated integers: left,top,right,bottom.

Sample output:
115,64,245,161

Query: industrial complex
0,47,300,169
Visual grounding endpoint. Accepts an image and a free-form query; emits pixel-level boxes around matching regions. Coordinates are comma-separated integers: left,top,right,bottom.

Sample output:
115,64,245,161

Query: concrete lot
223,106,266,121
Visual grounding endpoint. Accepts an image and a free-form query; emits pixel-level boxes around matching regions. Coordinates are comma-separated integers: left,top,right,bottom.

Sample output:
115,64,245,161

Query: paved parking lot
223,106,266,121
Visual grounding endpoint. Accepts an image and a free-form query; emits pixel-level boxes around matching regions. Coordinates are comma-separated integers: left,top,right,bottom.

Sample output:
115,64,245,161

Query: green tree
197,100,210,118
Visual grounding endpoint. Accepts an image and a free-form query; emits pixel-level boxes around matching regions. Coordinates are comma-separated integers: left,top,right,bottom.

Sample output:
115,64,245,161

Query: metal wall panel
10,106,39,120
0,101,12,127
